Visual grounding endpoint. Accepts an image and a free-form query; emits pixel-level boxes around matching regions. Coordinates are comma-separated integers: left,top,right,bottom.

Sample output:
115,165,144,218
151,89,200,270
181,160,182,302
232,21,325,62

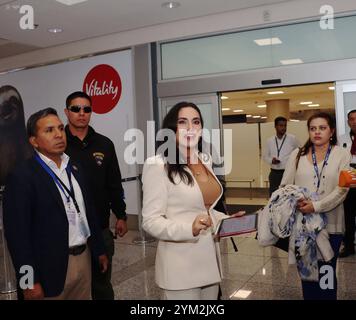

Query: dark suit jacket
3,156,105,297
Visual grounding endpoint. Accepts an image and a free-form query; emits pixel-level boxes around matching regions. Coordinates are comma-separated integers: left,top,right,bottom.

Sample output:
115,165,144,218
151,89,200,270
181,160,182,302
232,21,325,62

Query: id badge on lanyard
78,215,90,238
66,200,90,237
312,144,331,197
275,135,287,159
66,201,77,226
35,154,90,238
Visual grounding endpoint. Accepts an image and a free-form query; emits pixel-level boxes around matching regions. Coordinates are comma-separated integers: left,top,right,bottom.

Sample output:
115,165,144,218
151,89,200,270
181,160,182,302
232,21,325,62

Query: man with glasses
64,91,128,300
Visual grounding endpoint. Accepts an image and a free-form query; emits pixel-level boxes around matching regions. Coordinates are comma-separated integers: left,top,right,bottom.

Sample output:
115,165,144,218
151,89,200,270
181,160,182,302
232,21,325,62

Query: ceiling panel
0,37,10,45
0,42,39,59
0,0,297,53
0,0,15,4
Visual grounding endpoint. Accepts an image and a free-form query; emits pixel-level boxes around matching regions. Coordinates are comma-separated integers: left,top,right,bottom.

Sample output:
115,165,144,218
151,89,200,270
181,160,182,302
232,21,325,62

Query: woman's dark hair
295,112,337,168
158,101,204,185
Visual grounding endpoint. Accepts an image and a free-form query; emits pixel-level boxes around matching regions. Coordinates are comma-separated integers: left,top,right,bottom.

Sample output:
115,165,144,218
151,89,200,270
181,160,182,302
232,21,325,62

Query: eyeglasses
68,105,92,113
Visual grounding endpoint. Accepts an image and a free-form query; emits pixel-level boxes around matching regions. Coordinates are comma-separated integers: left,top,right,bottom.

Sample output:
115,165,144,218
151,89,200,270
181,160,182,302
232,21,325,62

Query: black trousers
343,188,356,251
91,228,115,300
301,234,343,300
268,169,285,196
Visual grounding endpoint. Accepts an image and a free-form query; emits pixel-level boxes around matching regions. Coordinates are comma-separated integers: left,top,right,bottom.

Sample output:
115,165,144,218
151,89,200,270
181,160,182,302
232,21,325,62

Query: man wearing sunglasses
64,91,128,300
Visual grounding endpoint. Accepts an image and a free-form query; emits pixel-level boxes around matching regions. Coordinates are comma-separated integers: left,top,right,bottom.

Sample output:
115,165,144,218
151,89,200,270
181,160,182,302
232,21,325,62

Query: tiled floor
1,230,356,300
110,230,356,300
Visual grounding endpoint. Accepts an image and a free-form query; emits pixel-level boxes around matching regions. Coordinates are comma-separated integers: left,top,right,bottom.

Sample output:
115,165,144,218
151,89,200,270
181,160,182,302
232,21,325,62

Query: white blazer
142,153,226,290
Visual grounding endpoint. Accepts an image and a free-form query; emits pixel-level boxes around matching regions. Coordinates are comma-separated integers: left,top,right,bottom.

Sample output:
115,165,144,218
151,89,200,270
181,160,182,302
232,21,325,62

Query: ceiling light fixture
267,91,284,95
280,59,303,65
308,104,320,107
261,116,267,119
253,115,261,118
290,119,300,122
48,27,63,33
246,114,252,117
254,37,282,46
161,1,181,9
222,108,231,111
233,109,244,113
257,104,266,108
329,86,335,90
300,101,313,105
221,96,229,100
55,0,88,5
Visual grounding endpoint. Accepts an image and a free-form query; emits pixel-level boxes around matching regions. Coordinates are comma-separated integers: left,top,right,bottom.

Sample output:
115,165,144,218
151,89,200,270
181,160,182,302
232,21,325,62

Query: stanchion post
0,186,17,294
132,175,155,245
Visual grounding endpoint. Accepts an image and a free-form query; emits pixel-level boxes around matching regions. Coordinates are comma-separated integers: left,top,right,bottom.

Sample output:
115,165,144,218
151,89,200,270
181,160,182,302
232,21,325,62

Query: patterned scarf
268,185,330,281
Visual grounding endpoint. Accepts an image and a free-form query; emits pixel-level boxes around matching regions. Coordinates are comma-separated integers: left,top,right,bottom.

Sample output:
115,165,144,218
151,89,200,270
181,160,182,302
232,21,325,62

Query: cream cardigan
280,145,351,234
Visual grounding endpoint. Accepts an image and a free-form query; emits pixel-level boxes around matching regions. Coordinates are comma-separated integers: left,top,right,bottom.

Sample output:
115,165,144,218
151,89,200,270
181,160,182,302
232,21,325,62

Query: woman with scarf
281,112,350,300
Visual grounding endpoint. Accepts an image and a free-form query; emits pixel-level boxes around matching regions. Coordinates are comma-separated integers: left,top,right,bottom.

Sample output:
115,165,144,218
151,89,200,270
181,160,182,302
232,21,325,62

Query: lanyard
311,144,332,191
275,135,287,158
35,154,80,214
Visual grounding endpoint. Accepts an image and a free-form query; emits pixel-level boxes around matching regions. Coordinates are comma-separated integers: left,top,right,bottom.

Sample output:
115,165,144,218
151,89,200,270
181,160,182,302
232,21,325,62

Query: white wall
1,0,356,72
224,121,309,188
224,123,260,187
0,49,140,215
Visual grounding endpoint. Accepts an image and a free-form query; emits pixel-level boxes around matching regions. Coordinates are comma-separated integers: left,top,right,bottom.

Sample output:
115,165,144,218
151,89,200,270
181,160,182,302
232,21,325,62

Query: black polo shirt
65,125,127,229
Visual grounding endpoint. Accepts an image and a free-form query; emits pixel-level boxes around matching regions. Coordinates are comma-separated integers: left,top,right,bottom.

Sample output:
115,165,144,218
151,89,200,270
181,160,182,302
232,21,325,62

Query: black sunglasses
68,105,92,113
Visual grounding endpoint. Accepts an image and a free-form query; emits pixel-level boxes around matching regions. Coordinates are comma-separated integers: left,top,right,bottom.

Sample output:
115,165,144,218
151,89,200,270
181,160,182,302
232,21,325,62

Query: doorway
220,82,336,212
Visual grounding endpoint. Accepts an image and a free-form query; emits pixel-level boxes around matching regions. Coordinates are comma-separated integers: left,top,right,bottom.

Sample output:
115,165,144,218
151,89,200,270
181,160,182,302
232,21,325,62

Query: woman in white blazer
142,102,234,300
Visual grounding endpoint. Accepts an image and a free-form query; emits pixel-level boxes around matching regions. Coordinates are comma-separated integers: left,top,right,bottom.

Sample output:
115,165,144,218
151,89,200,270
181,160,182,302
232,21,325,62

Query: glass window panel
161,15,356,80
161,28,274,79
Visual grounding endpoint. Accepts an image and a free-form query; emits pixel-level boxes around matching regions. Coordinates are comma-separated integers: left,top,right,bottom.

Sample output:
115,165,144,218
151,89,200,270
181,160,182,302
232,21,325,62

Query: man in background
339,109,356,257
64,91,128,300
263,116,300,196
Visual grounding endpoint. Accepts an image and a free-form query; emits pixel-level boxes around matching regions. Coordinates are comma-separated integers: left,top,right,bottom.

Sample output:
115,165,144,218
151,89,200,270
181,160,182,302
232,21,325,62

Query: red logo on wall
83,64,122,114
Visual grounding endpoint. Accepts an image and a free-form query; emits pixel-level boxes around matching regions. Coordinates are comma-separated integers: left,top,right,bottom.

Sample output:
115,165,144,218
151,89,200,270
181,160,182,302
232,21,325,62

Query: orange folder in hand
339,169,356,188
